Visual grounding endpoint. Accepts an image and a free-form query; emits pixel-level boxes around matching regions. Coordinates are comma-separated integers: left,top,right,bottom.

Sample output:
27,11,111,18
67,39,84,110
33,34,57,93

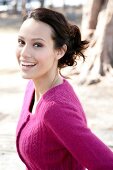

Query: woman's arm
44,102,113,170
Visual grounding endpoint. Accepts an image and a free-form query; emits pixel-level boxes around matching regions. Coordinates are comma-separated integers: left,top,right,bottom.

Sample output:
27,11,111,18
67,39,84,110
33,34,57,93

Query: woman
16,8,113,170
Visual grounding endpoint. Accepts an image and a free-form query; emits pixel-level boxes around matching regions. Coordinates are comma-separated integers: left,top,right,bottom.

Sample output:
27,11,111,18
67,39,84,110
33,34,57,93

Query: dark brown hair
24,8,88,69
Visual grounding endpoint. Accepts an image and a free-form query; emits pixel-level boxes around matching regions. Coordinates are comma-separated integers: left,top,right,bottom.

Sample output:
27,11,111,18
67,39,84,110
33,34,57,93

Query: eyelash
18,39,43,48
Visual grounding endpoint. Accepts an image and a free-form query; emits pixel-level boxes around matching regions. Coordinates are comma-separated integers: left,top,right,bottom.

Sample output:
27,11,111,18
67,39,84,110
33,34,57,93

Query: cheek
36,50,53,63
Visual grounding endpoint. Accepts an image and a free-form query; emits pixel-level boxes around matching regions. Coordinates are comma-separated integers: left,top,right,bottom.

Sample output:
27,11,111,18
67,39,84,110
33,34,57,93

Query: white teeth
22,64,36,66
21,62,36,67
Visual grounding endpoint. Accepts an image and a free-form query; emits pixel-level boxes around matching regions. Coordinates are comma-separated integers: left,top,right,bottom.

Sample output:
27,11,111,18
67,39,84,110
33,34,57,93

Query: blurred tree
3,0,7,5
79,0,113,85
21,0,26,16
20,0,46,16
12,0,18,14
39,0,45,7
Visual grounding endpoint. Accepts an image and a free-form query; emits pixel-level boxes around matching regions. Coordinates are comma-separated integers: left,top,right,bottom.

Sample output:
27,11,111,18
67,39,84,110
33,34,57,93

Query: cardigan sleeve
44,102,113,170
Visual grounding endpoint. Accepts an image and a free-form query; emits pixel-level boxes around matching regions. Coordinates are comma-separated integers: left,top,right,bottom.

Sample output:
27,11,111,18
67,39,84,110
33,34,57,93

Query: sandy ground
0,13,113,170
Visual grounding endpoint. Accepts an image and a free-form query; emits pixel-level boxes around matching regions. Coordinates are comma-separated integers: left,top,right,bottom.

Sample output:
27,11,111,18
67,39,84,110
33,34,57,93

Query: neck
33,71,63,103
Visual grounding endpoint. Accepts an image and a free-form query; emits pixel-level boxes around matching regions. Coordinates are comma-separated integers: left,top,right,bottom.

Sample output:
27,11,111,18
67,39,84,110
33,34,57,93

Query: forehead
19,18,54,40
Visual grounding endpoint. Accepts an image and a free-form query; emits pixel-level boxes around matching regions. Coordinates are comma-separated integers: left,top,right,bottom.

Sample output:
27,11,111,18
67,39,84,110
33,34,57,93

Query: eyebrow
18,35,46,42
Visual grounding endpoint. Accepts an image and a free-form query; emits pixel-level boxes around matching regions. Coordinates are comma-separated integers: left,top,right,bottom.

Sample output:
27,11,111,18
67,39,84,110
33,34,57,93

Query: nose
20,44,31,59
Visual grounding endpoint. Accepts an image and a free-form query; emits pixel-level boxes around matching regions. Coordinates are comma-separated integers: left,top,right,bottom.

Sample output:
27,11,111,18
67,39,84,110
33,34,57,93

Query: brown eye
34,43,43,48
18,39,25,46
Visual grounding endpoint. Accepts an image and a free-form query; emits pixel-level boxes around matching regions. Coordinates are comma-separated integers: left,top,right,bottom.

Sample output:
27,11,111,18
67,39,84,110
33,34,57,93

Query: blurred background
0,0,113,169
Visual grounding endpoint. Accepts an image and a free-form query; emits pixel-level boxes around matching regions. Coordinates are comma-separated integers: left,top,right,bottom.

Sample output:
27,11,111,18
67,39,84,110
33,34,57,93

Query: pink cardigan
16,79,113,170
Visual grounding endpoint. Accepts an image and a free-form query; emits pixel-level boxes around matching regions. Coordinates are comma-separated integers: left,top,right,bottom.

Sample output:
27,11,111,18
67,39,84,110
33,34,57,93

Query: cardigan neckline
28,79,66,117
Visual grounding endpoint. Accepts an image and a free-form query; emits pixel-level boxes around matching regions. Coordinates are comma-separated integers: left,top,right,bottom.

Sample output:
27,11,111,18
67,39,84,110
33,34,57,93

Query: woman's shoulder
45,79,81,106
43,79,84,114
42,79,87,123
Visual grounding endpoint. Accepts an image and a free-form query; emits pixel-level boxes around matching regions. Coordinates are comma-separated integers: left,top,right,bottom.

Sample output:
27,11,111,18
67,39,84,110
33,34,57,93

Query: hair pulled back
24,8,88,69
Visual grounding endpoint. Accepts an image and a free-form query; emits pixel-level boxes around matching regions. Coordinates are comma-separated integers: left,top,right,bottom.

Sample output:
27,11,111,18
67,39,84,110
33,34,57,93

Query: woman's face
16,18,62,80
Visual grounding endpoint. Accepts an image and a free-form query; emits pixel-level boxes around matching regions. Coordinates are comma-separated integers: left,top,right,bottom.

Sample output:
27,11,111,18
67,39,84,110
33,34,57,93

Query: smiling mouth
20,62,37,70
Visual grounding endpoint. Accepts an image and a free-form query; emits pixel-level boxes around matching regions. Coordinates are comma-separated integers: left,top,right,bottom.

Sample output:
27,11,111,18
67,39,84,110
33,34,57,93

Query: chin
21,73,32,79
22,76,31,79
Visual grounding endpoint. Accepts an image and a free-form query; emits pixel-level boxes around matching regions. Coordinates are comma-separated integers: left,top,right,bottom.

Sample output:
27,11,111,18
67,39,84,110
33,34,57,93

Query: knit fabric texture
16,79,113,170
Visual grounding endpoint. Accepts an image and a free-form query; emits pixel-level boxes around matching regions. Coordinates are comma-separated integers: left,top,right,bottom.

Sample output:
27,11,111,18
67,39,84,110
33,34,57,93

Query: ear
56,44,67,60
